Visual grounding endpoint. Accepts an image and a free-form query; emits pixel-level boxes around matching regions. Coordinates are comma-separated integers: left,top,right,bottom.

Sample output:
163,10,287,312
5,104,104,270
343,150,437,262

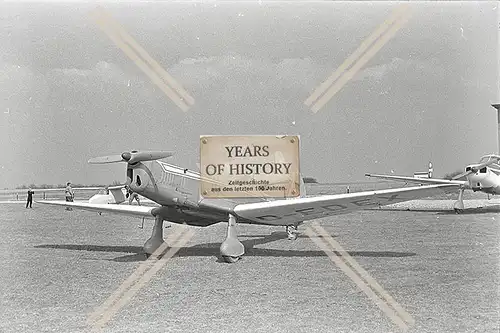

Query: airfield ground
0,184,499,333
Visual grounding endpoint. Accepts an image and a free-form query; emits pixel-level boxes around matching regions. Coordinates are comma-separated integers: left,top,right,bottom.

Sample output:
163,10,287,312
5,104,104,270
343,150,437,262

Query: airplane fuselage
126,160,296,227
465,165,500,194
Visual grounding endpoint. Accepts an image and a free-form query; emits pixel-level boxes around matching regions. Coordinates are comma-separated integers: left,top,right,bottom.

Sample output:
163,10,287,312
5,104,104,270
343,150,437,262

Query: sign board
199,135,300,198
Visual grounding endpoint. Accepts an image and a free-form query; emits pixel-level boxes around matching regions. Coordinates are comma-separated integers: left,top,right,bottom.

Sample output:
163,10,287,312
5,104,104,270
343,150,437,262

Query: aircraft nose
131,168,150,191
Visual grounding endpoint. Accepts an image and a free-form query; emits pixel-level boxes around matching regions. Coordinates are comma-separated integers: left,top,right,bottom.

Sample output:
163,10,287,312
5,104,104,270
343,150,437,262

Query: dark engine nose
130,168,149,192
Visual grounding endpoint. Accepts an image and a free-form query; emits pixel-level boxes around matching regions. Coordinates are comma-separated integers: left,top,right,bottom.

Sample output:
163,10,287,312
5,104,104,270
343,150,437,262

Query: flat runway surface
1,200,499,333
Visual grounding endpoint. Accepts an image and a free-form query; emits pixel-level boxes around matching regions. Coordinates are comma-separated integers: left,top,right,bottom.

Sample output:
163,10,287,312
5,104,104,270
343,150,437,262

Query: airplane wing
36,200,156,218
233,184,460,225
39,184,459,226
364,173,467,186
5,185,126,192
1,188,98,193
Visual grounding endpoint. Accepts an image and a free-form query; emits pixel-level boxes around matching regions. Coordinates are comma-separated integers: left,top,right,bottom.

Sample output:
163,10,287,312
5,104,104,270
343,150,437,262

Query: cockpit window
465,167,471,172
136,175,142,186
480,167,487,173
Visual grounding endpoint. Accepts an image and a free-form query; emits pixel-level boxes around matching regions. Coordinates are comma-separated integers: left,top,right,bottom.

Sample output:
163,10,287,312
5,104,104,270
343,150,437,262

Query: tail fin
88,185,127,204
109,186,126,204
299,175,307,198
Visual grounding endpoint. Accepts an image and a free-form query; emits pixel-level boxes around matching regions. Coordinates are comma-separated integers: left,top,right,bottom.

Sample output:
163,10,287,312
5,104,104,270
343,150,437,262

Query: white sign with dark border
200,135,300,199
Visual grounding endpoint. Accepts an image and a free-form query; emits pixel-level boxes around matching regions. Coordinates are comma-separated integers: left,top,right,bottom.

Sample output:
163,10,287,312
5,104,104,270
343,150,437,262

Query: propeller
88,150,174,164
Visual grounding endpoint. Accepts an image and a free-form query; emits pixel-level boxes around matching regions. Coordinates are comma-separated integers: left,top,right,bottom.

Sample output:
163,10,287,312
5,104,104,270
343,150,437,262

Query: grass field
0,184,499,333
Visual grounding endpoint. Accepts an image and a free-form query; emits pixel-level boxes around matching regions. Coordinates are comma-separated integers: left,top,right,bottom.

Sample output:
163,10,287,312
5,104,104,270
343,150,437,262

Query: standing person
26,188,34,208
127,185,141,206
65,182,74,211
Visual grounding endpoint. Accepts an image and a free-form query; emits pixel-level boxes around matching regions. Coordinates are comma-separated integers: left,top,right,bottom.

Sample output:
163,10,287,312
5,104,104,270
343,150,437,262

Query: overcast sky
0,1,498,188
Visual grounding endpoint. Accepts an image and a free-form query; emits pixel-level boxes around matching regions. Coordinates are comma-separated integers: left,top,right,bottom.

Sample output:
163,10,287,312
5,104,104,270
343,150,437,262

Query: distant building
491,104,500,154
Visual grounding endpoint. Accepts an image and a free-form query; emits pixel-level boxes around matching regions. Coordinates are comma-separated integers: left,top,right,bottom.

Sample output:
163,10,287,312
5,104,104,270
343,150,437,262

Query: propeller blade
88,155,126,164
88,150,174,165
128,151,174,164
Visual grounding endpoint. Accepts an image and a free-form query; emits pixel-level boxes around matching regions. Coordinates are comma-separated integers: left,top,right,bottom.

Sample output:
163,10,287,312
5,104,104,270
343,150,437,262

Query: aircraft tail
88,185,127,204
299,175,307,198
109,186,126,204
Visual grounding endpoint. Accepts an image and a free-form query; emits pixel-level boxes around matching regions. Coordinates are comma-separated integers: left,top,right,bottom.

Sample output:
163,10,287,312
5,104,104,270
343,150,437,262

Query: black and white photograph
1,1,499,332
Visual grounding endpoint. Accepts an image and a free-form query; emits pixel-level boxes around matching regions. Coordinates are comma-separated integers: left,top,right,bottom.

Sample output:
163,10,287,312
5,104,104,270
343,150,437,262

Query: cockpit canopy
479,155,500,170
465,166,487,173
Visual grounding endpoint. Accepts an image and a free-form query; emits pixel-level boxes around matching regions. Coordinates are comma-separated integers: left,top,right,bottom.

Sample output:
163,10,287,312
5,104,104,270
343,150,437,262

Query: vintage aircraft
38,150,460,263
365,154,500,213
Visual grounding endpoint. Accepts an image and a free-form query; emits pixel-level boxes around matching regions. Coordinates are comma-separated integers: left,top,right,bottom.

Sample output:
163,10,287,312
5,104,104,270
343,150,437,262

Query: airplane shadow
35,231,416,263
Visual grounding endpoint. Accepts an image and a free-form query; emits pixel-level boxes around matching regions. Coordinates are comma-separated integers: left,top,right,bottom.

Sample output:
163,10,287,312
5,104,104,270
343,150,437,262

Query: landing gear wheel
286,225,299,240
144,215,166,256
453,188,465,214
222,256,241,263
219,214,245,263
